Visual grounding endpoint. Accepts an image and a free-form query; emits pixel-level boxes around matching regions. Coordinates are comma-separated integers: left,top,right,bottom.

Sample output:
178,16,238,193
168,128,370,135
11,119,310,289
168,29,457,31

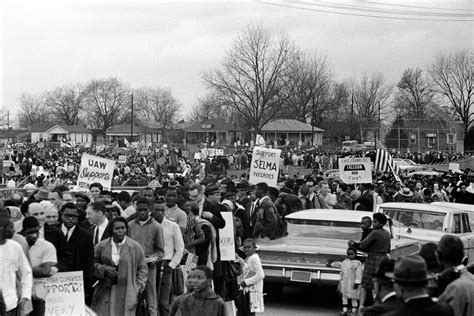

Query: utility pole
311,94,315,146
130,94,133,142
378,101,381,144
350,93,354,140
6,111,9,147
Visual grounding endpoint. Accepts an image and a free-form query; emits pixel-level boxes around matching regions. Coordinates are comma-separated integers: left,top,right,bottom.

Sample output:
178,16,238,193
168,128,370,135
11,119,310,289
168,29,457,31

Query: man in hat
74,192,90,224
394,187,414,203
362,258,402,316
386,255,453,316
437,235,474,316
252,182,281,240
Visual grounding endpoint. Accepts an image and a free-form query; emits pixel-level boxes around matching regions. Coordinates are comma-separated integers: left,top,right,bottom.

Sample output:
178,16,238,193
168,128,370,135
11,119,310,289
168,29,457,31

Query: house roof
261,119,324,132
30,123,91,134
184,119,243,132
106,124,161,136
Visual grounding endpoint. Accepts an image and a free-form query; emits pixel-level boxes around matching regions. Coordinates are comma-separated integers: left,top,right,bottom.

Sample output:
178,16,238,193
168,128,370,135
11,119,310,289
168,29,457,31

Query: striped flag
375,140,402,183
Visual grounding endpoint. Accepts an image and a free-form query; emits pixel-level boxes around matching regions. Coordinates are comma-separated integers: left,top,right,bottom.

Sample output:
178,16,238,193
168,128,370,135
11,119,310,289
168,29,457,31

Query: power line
300,0,474,18
359,0,474,13
258,1,473,22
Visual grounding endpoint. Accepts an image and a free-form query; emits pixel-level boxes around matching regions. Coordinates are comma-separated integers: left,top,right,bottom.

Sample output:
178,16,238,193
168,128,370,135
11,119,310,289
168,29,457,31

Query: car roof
379,202,464,214
431,202,474,212
286,209,373,222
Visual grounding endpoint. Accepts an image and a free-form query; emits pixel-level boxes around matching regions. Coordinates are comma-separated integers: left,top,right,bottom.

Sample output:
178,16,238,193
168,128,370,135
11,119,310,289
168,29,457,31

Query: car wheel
265,284,284,297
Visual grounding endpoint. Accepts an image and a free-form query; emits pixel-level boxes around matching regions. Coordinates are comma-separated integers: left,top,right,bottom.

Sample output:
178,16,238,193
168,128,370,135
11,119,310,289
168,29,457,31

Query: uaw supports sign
77,154,115,190
34,271,85,316
249,147,281,188
338,157,372,184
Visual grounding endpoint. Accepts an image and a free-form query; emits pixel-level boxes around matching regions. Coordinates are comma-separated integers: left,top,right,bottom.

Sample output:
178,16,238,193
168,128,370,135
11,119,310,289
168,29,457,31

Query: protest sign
207,148,216,157
194,152,201,160
249,146,281,188
156,156,167,166
77,154,115,190
449,162,460,172
338,157,372,184
219,212,236,261
34,271,85,316
118,155,127,164
216,148,224,156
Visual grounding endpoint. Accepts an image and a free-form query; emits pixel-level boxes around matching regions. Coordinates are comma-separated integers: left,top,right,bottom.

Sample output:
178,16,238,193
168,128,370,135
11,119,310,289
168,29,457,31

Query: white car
377,202,474,264
257,209,420,292
393,158,423,173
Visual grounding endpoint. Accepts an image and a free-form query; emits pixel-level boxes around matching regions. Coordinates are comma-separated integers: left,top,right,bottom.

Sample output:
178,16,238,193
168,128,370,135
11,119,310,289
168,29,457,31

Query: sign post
77,154,115,190
338,157,372,184
249,146,281,188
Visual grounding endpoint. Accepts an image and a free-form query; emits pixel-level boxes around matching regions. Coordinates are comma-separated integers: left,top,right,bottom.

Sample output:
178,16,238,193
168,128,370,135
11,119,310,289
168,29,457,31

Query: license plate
290,270,312,283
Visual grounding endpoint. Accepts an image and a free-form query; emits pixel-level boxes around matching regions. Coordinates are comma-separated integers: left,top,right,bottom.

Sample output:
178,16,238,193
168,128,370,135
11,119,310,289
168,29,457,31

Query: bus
342,140,358,152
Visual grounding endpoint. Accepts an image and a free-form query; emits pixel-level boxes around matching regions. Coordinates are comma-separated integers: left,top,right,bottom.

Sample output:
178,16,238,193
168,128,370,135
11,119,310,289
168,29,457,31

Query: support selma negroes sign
249,146,281,188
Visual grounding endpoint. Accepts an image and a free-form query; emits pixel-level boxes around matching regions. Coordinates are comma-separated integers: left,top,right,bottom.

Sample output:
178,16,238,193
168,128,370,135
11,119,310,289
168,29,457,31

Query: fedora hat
74,192,91,203
204,183,221,196
399,187,414,197
35,188,50,200
385,255,433,285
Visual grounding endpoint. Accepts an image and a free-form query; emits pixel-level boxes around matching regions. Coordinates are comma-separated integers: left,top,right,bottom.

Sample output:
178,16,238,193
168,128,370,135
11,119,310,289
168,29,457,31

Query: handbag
248,285,264,313
171,267,185,296
135,292,149,316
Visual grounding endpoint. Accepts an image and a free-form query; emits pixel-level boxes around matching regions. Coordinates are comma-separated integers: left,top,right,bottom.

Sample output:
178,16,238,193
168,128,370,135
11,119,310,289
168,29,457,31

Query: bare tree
45,84,85,125
17,92,51,127
395,68,435,118
134,87,181,130
283,50,333,123
429,50,473,135
203,24,295,133
351,73,393,140
186,93,233,125
83,78,130,137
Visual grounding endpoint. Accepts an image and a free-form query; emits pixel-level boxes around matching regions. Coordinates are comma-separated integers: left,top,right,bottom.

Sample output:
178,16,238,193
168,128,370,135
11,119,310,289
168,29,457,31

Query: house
259,119,324,147
106,123,162,145
30,123,92,145
184,119,245,146
0,128,29,145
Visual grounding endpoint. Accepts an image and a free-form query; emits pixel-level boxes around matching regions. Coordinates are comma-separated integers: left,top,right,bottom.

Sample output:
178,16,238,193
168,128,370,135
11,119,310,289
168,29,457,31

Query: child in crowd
238,238,265,316
170,265,226,316
339,247,363,315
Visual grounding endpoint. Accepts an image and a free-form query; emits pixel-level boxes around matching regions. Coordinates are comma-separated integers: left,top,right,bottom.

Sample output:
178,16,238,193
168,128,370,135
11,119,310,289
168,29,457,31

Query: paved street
264,284,341,316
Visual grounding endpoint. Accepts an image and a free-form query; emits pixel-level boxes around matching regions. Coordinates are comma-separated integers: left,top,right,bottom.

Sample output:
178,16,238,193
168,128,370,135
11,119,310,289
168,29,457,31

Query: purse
171,267,184,296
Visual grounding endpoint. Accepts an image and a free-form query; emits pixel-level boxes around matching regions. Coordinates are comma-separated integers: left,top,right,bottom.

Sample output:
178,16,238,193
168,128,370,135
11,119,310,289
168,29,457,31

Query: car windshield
287,219,362,240
382,209,446,231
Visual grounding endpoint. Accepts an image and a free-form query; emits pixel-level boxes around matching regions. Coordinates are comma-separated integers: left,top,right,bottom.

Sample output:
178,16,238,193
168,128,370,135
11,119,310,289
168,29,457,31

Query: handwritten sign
219,212,236,261
249,146,281,188
34,271,85,316
338,157,372,184
216,148,224,156
77,154,115,190
117,155,127,164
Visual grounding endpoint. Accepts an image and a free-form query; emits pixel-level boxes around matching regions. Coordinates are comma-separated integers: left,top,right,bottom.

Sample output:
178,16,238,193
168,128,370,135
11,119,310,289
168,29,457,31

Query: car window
452,214,462,234
287,219,362,240
461,213,471,233
382,209,445,231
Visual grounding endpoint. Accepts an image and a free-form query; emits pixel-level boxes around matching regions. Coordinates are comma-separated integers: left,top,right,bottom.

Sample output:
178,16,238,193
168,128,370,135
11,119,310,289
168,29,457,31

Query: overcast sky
1,0,472,126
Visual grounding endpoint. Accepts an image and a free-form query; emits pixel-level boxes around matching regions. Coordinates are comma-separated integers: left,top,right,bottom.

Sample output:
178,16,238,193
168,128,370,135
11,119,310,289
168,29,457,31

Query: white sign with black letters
249,146,281,187
338,157,372,184
77,154,115,190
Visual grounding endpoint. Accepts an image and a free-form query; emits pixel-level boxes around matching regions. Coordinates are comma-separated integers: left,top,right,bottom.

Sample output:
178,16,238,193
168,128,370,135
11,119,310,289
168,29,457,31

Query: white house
30,123,92,145
260,119,324,147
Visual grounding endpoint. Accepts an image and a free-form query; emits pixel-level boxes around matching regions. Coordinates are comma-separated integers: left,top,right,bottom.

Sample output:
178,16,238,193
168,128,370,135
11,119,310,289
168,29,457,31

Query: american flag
182,252,199,272
375,140,402,183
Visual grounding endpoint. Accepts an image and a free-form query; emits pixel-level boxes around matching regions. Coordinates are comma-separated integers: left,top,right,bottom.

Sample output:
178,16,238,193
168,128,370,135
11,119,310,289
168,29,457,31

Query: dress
238,253,265,315
340,258,362,299
92,237,148,316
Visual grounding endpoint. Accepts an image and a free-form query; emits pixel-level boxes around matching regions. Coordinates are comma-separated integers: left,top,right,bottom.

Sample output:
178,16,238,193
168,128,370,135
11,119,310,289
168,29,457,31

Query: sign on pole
118,155,127,164
338,157,372,184
249,146,281,188
34,271,85,316
449,162,460,172
219,212,236,261
77,154,115,190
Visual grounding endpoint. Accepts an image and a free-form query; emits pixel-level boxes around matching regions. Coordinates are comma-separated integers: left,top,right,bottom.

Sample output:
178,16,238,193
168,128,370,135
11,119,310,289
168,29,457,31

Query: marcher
92,217,148,316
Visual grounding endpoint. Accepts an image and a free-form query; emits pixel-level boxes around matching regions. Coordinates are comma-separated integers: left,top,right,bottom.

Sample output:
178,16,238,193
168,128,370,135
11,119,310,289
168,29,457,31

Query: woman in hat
349,213,391,309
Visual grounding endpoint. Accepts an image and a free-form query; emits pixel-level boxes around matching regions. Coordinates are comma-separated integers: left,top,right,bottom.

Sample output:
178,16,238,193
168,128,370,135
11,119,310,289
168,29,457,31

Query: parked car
432,202,474,230
377,202,474,264
393,158,423,173
257,209,420,293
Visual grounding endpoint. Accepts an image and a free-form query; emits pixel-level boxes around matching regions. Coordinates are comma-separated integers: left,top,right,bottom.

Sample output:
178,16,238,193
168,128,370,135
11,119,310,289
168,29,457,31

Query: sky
1,0,472,126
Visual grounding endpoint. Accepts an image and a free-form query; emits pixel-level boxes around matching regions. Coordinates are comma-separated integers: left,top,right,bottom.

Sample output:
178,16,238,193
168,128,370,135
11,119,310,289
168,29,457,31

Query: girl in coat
238,238,265,316
339,247,363,316
92,217,148,316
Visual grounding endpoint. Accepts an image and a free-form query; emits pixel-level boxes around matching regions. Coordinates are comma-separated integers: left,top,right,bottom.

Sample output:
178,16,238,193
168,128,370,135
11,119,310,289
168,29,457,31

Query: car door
461,213,474,264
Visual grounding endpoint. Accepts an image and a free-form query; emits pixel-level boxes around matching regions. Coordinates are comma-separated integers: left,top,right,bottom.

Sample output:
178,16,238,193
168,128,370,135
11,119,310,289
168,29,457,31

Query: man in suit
188,183,226,298
362,258,402,316
386,255,453,316
86,201,110,246
59,203,94,305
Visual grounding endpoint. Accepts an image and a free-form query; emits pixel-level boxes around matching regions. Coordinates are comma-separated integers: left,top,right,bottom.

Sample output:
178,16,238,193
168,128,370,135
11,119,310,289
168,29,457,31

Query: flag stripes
375,140,401,182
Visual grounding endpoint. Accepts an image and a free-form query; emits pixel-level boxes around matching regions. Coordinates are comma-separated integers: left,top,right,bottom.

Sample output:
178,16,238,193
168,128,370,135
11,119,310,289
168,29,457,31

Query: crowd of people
0,142,473,316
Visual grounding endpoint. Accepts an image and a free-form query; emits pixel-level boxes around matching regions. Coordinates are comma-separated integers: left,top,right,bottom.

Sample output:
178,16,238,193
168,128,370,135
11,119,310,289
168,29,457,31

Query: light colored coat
340,258,362,299
92,237,148,316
